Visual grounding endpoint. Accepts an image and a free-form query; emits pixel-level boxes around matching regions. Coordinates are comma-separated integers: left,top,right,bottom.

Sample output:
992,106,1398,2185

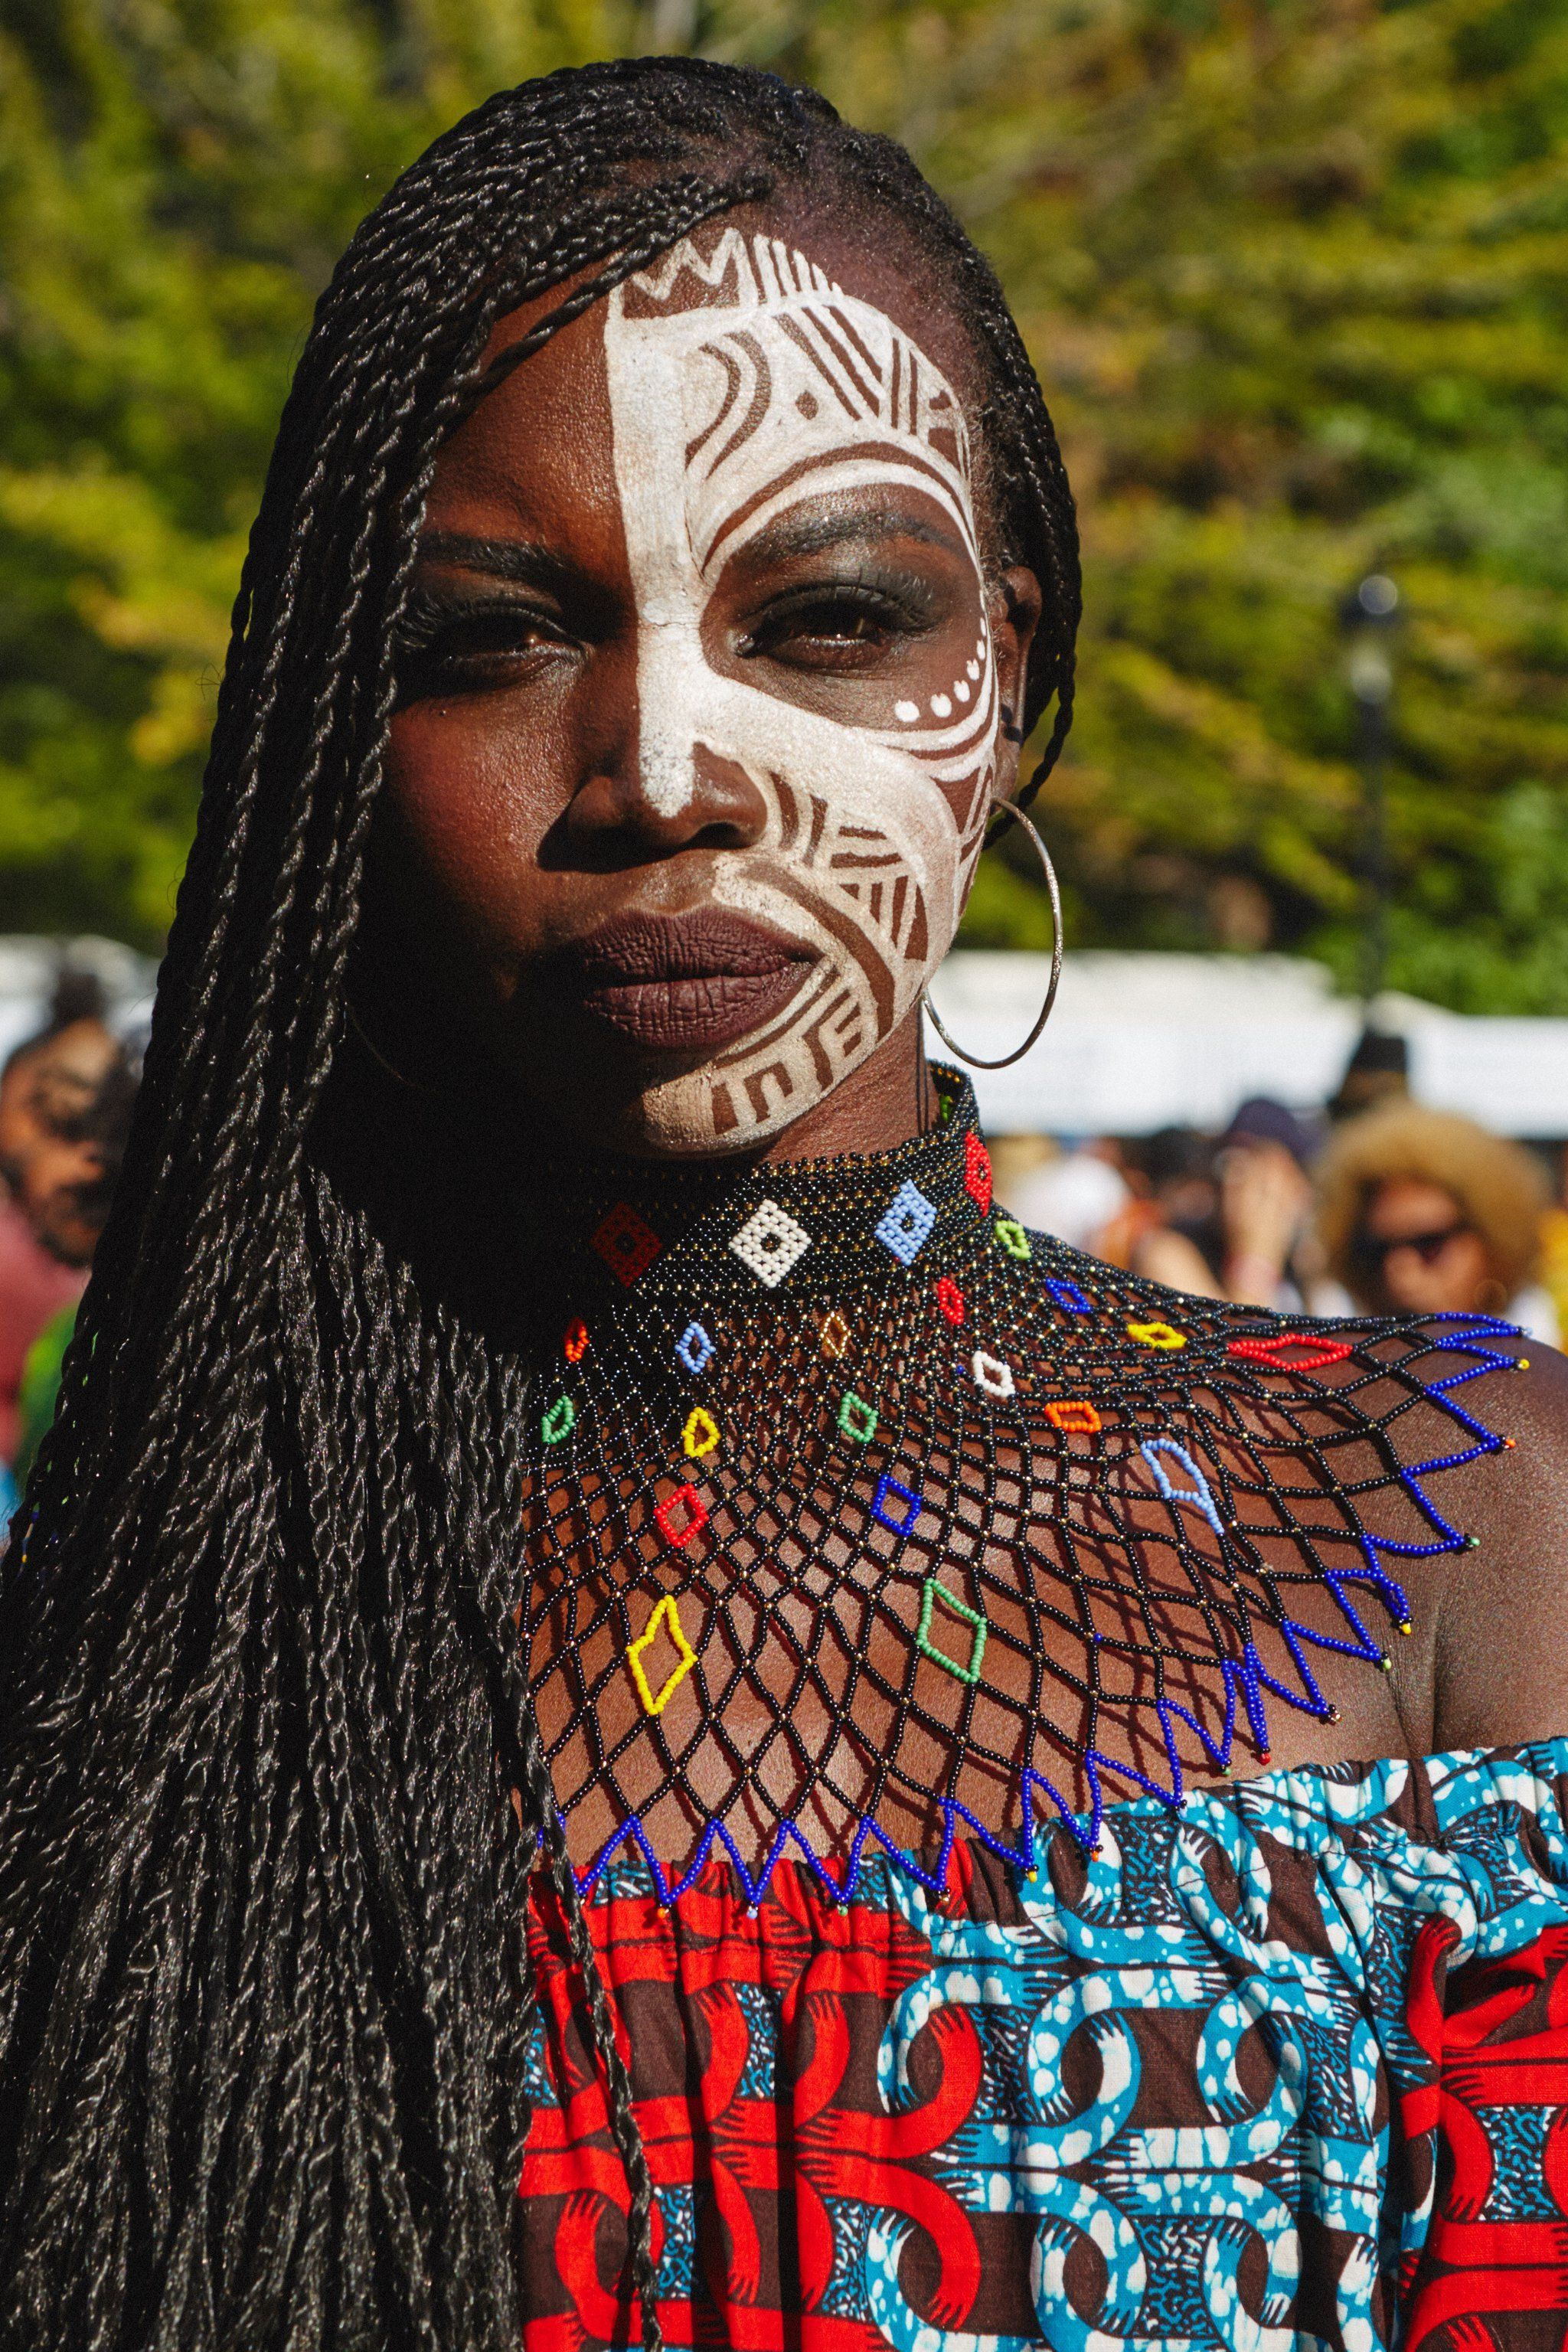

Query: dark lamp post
1341,573,1400,1007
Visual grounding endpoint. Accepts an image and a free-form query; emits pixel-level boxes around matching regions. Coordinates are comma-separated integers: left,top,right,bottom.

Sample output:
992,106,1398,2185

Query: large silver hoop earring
923,796,1063,1071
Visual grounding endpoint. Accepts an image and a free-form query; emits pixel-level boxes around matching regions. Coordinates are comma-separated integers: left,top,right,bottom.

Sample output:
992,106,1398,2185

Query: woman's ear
989,564,1044,797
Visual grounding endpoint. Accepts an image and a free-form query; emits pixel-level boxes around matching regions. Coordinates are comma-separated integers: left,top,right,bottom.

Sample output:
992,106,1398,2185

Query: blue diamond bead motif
675,1321,714,1375
874,1180,937,1266
871,1472,920,1537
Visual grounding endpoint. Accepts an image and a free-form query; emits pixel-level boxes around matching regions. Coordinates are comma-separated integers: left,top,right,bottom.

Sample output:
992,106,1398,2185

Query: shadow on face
359,201,1040,1160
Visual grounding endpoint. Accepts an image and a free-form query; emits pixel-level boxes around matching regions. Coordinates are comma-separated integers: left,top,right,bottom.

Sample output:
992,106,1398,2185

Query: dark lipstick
566,911,816,1054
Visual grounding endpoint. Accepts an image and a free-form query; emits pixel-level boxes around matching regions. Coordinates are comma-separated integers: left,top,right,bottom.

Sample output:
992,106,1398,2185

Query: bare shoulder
1427,1338,1568,1750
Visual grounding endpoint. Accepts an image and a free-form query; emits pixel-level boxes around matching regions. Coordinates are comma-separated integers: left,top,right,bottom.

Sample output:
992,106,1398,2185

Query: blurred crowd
993,1030,1567,1348
0,969,139,1514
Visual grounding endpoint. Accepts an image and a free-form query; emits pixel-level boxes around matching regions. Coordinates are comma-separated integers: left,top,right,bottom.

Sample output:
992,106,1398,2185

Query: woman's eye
745,585,927,665
786,602,890,641
397,600,573,698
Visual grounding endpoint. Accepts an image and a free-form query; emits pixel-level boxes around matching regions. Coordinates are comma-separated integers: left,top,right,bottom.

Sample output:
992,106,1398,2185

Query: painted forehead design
605,227,996,782
617,228,978,579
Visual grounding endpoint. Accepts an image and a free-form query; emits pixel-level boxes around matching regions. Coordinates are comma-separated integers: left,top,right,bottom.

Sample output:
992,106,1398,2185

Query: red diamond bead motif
592,1201,662,1287
964,1132,992,1215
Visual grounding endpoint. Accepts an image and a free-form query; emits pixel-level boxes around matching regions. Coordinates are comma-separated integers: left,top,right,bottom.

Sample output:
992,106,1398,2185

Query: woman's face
370,206,1040,1155
1357,1176,1494,1314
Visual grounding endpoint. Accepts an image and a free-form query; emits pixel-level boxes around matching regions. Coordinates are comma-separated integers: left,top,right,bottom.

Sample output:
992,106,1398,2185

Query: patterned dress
520,1747,1568,2351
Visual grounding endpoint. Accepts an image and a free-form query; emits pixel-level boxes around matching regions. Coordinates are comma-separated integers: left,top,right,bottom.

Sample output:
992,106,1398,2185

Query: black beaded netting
515,1073,1518,1903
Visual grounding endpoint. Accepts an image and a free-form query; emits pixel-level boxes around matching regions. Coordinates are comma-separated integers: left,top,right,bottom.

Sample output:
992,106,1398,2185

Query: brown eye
743,581,930,668
395,595,574,703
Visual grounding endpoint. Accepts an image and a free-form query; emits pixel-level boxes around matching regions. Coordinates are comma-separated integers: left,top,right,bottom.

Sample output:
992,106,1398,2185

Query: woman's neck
748,1017,939,1166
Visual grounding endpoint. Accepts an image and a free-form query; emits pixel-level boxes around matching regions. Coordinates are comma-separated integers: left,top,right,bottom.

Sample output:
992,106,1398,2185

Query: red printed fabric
517,1746,1568,2352
1401,1916,1568,2345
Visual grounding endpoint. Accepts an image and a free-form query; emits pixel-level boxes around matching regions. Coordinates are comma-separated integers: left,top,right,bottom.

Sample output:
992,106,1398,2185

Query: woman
1318,1099,1559,1342
4,60,1568,2352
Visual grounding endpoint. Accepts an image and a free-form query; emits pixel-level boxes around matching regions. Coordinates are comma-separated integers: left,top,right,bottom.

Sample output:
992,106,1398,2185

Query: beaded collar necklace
514,1073,1518,1909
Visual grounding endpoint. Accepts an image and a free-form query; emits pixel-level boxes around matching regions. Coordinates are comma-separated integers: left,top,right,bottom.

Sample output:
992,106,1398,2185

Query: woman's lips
565,911,817,1054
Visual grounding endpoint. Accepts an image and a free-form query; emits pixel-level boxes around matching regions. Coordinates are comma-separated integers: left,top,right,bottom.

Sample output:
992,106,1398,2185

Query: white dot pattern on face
600,227,1004,1152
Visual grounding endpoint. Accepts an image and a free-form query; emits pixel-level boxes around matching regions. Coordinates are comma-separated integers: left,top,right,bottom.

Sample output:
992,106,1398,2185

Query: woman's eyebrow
740,505,963,567
415,531,576,593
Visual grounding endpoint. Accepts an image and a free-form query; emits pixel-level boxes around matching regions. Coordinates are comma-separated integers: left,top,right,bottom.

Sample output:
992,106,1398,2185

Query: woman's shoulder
1422,1334,1568,1749
1007,1236,1566,1752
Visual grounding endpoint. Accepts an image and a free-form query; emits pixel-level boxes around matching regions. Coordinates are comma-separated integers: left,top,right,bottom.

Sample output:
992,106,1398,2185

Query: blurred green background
4,0,1568,1008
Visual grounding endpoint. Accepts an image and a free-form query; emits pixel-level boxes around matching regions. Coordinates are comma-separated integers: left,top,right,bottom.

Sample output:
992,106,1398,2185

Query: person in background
10,1048,138,1488
1213,1096,1322,1310
0,972,119,1466
1316,1099,1560,1343
1012,1111,1314,1308
1328,1025,1410,1122
995,1132,1132,1253
1093,1125,1225,1294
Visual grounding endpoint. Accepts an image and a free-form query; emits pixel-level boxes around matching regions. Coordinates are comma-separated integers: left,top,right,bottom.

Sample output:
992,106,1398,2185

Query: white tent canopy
924,951,1568,1138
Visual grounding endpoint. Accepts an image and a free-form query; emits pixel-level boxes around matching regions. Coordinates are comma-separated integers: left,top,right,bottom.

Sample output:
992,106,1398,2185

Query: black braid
0,57,1081,2352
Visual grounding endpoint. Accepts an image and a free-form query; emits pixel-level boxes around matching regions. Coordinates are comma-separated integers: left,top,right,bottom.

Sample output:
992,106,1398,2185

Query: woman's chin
514,1048,821,1161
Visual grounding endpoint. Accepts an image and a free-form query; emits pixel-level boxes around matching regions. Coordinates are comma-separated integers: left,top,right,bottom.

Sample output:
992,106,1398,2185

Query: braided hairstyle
0,58,1080,2352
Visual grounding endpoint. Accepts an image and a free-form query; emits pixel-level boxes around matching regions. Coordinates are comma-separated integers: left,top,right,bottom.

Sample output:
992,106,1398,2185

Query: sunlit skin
356,198,1568,1852
1360,1176,1495,1316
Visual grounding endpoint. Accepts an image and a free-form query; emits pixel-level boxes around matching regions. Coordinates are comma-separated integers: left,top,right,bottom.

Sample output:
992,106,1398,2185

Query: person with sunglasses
1316,1096,1559,1340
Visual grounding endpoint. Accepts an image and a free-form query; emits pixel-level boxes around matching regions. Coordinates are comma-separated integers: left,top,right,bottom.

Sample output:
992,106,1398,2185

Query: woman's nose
564,736,769,861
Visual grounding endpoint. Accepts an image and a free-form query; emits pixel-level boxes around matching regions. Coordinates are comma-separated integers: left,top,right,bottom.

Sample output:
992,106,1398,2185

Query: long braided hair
0,59,1080,2352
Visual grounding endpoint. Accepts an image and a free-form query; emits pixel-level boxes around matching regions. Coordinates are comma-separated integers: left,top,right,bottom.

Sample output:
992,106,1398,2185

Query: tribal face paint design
601,228,1000,1151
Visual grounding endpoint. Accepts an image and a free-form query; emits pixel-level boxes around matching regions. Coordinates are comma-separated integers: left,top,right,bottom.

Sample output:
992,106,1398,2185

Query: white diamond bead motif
730,1200,812,1288
971,1349,1015,1400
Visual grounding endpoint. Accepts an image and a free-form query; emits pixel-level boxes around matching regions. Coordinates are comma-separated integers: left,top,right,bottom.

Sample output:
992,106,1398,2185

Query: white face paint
602,227,1000,1151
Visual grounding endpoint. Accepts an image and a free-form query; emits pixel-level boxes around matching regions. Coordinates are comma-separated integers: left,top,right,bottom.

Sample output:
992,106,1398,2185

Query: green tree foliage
2,0,1566,1008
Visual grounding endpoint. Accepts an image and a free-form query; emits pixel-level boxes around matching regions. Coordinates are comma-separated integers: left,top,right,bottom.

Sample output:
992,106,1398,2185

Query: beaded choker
514,1073,1517,1908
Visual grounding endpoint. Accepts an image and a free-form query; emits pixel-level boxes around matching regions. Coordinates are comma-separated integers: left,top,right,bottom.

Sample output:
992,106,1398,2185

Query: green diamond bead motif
916,1576,988,1684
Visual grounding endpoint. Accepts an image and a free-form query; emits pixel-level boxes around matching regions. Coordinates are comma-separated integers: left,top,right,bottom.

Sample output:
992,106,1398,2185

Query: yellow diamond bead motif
1126,1319,1186,1351
626,1593,698,1719
820,1310,851,1359
683,1406,720,1460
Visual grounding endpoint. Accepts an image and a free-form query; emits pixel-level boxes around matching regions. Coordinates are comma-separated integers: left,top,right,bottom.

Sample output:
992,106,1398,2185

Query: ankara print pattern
518,1743,1568,2352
